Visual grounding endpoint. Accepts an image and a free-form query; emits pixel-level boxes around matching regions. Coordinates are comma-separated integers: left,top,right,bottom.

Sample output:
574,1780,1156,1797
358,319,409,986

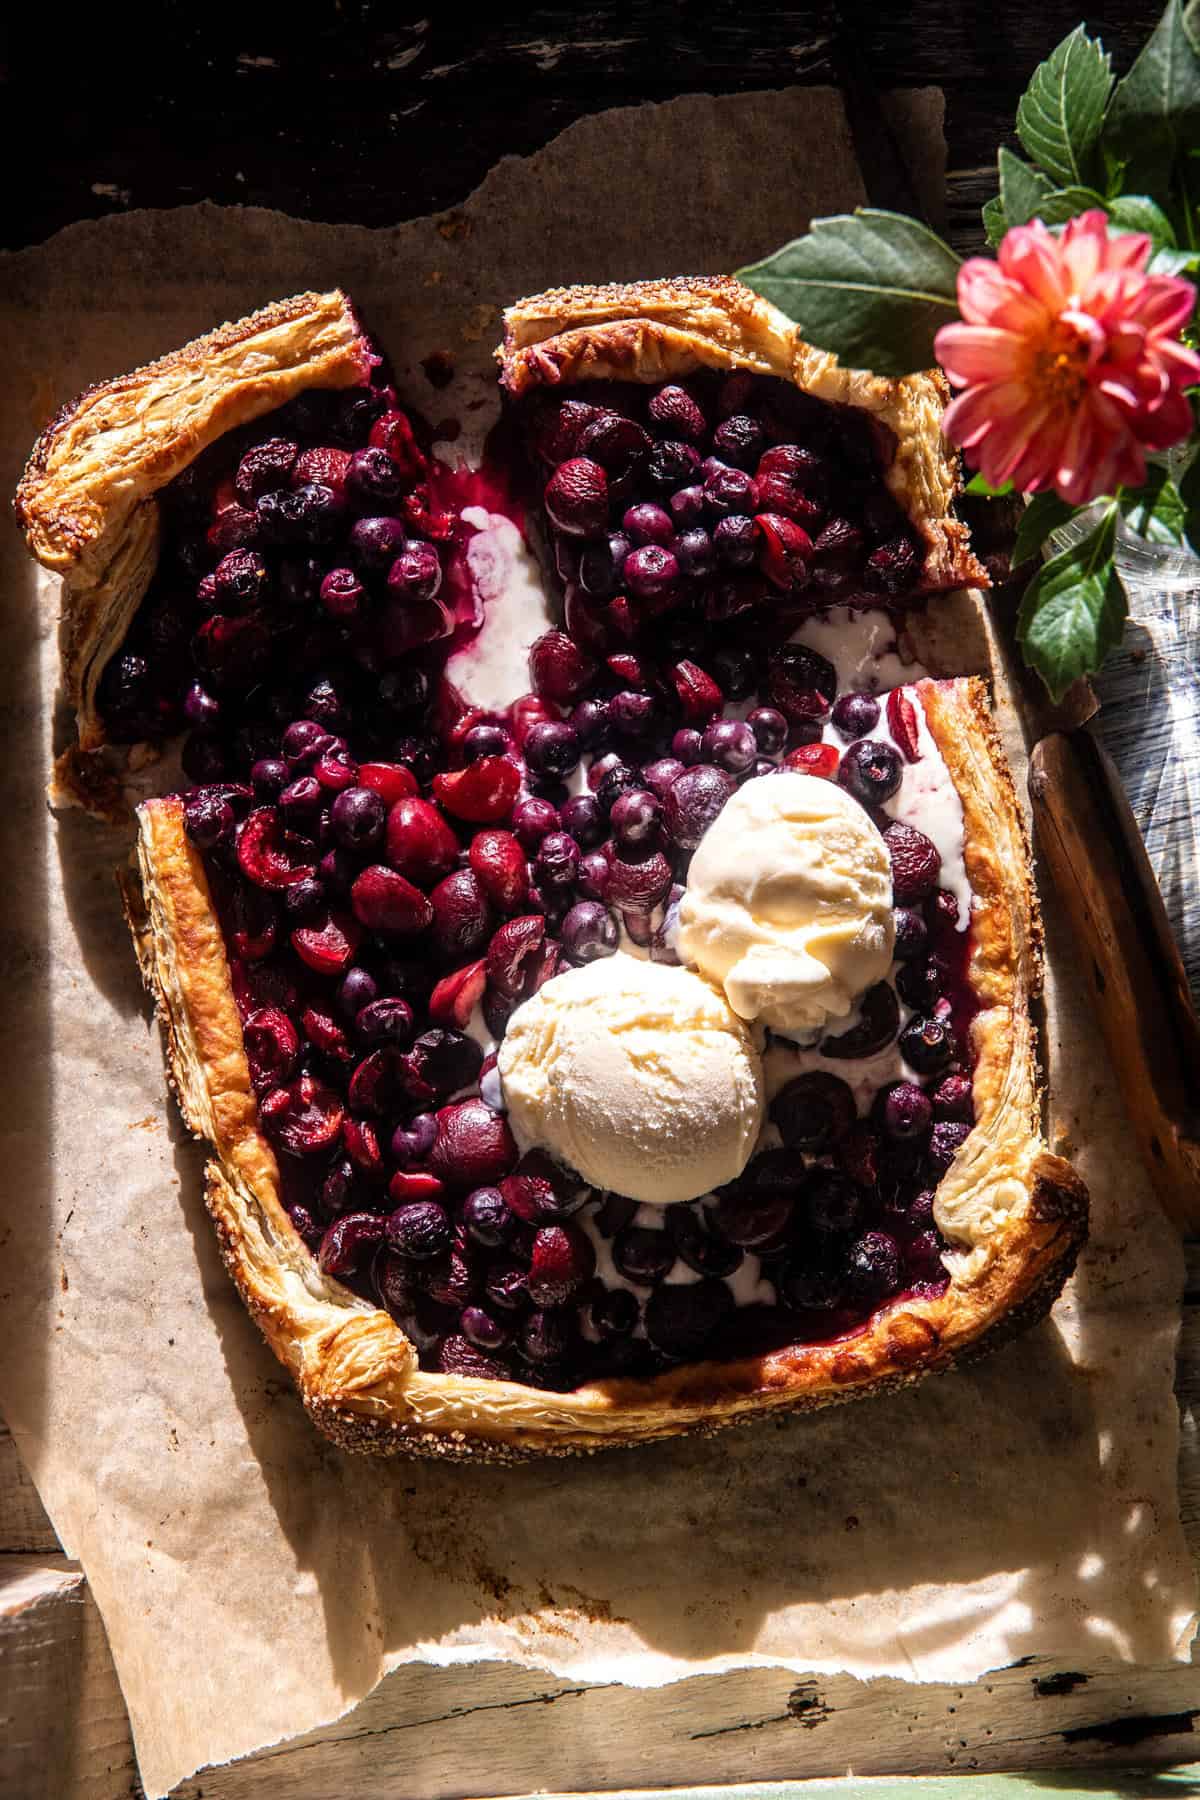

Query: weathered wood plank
0,1420,59,1556
0,4,1162,253
0,1556,140,1800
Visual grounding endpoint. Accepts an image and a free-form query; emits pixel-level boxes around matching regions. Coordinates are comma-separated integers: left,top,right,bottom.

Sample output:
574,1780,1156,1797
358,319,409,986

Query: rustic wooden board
3,7,1197,1791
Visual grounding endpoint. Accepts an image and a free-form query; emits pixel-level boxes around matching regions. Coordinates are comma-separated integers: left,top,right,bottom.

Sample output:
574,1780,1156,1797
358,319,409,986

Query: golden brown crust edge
128,674,1086,1463
14,289,372,795
498,276,988,599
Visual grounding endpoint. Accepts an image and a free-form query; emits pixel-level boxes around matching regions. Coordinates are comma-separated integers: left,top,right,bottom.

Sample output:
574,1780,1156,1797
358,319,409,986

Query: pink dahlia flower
935,211,1200,505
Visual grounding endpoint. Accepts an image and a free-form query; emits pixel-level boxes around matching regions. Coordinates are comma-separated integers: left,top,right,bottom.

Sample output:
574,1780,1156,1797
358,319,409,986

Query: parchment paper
0,89,1194,1799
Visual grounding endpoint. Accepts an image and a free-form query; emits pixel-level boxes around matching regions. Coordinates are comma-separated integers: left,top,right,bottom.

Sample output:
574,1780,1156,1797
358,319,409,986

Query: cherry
487,914,546,1000
838,739,903,807
886,687,923,762
428,959,488,1029
831,691,881,740
663,764,734,849
318,1211,385,1276
644,1280,733,1358
648,384,707,441
242,1008,300,1091
884,822,942,903
544,458,609,536
770,1071,856,1150
386,796,459,887
899,1015,956,1075
433,757,520,823
428,1100,518,1189
260,1074,344,1157
291,911,363,976
527,1222,596,1305
429,869,494,960
821,981,900,1059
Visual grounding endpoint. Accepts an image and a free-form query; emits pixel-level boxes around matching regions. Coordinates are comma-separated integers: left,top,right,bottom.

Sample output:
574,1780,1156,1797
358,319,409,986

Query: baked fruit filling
108,348,989,1394
92,341,465,767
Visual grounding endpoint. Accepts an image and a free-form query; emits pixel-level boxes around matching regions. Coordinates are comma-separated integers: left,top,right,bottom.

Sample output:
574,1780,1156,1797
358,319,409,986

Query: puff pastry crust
499,276,989,598
125,674,1086,1462
14,289,372,812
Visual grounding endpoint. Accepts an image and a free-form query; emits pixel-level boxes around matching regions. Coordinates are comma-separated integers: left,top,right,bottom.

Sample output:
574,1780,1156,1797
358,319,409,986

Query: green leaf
1016,25,1114,187
1148,244,1200,272
982,194,1008,248
1103,0,1200,193
1180,448,1200,548
1012,492,1078,565
1106,192,1178,242
1121,467,1190,542
964,472,1015,497
1017,504,1126,700
998,149,1054,227
736,211,962,377
1031,184,1109,225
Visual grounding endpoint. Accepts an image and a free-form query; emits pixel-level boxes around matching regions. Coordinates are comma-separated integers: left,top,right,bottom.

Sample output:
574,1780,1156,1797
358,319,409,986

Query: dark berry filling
117,354,978,1393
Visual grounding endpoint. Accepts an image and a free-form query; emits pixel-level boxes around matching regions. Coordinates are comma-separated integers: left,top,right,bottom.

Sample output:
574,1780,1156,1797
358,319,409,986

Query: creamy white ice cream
676,771,895,1035
497,954,764,1205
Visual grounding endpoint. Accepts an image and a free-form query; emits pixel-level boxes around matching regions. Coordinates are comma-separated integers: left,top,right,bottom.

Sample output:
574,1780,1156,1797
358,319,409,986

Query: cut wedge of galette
16,280,1086,1459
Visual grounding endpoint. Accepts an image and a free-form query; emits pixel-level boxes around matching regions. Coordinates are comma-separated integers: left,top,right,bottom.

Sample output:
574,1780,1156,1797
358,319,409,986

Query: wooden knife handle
1029,729,1200,1234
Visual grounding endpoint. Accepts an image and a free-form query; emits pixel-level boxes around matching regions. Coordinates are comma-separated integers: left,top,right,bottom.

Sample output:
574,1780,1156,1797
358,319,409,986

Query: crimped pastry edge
13,288,372,804
498,275,989,599
125,674,1087,1462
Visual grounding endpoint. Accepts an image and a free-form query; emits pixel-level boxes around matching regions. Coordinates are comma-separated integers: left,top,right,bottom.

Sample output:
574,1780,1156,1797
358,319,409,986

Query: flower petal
933,324,1022,385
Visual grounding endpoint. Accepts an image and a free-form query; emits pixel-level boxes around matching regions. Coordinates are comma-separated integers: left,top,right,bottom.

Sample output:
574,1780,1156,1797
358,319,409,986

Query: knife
1029,728,1200,1233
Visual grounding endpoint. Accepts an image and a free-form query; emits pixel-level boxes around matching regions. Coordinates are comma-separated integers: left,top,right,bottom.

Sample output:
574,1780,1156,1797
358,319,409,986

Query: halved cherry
291,910,363,976
350,866,434,935
349,1047,410,1115
433,756,519,823
229,886,280,961
508,692,559,746
468,829,528,913
668,660,723,722
368,408,428,482
343,1116,385,1182
237,807,316,890
486,914,545,1000
301,1004,352,1062
429,958,487,1028
386,796,460,886
783,743,840,780
886,687,923,763
260,1074,344,1157
359,762,420,807
317,1210,385,1276
243,1007,299,1091
755,513,813,590
387,1170,447,1205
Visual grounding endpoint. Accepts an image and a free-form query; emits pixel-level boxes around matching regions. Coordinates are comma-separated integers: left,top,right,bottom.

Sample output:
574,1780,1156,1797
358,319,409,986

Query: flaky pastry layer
14,289,371,809
125,675,1086,1462
498,276,988,598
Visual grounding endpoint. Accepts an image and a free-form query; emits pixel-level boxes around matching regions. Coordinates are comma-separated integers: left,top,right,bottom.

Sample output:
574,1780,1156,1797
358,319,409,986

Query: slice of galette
16,281,1086,1460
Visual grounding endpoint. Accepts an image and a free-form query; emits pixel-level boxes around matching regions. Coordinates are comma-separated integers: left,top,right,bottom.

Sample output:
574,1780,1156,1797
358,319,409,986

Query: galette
15,278,1087,1459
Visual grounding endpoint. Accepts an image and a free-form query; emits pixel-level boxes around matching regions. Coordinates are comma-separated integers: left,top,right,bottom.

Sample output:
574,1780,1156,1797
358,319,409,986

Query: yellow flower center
1027,318,1092,408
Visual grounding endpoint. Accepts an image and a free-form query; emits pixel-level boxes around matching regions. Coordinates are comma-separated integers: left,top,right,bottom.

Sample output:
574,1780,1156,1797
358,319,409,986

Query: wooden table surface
5,3,1199,1795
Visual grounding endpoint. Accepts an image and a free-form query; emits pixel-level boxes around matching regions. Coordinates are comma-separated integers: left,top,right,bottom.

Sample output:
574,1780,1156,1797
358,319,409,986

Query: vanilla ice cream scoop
676,771,895,1036
497,954,764,1205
